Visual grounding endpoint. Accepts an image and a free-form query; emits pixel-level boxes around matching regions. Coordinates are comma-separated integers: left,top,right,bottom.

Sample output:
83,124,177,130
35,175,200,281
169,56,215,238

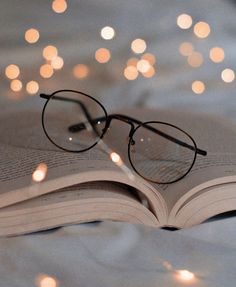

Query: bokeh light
131,39,147,54
10,79,22,92
101,26,115,40
137,59,151,73
43,45,58,61
73,64,89,79
110,152,123,166
179,42,194,56
32,163,48,182
126,58,139,67
124,66,138,80
26,81,39,94
194,21,211,38
25,28,40,44
5,64,20,79
177,13,193,29
35,274,58,287
209,47,225,63
142,66,155,78
51,56,64,70
192,80,205,94
221,68,235,83
40,276,57,287
95,48,111,63
40,64,54,78
187,52,203,68
175,270,196,283
52,0,67,13
141,53,156,65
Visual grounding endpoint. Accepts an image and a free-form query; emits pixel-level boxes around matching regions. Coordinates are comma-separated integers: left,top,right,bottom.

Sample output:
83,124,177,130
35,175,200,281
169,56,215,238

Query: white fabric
1,0,236,286
0,220,236,287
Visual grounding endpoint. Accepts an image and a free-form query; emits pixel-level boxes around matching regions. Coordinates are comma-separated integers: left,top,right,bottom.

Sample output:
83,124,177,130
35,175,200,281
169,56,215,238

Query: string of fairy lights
33,263,197,287
3,0,235,97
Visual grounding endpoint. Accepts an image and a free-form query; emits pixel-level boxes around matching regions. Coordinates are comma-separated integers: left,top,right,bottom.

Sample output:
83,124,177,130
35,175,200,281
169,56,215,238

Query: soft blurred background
1,0,236,119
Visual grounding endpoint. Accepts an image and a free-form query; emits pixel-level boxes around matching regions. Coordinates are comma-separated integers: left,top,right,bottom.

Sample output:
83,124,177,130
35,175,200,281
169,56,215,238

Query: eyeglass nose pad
129,138,136,153
130,138,135,145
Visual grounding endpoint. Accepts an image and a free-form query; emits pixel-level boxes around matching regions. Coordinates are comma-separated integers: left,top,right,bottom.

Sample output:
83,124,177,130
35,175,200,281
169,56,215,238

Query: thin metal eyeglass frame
40,89,207,184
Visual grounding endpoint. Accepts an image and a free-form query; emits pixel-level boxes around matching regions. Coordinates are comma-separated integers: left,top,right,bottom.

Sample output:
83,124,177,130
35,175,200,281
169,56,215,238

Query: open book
0,107,236,236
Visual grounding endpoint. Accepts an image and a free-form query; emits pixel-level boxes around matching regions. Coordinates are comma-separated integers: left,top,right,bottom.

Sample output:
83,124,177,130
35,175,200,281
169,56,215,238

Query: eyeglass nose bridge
105,114,136,142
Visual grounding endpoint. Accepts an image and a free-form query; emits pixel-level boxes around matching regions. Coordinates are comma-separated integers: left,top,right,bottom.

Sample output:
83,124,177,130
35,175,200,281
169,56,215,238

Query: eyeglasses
40,89,207,184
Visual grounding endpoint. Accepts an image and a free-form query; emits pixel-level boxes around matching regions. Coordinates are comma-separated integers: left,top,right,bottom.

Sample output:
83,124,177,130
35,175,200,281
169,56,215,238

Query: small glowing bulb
143,67,155,78
137,59,151,73
124,66,138,80
131,39,147,54
141,53,156,65
175,269,196,282
177,13,193,29
73,64,89,79
10,79,22,92
35,274,58,287
192,80,205,94
110,152,123,166
101,26,115,40
5,64,20,79
187,52,203,68
25,28,40,43
221,68,235,83
40,276,57,287
43,45,58,60
194,21,211,38
26,81,39,95
52,0,67,13
179,42,194,56
126,58,139,67
32,163,48,182
69,137,72,141
40,64,54,78
95,48,111,63
209,47,225,63
51,56,64,70
142,66,155,78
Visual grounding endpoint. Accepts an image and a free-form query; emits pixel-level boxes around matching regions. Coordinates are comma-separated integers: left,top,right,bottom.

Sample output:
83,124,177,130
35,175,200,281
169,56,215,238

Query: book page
0,181,142,211
171,182,236,228
163,152,236,213
0,181,159,236
104,108,236,215
0,108,133,193
124,108,236,213
0,110,166,222
2,107,235,222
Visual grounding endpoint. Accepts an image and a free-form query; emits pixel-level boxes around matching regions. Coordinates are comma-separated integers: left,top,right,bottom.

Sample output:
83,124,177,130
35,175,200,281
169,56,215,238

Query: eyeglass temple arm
116,114,207,156
40,93,100,136
68,113,207,157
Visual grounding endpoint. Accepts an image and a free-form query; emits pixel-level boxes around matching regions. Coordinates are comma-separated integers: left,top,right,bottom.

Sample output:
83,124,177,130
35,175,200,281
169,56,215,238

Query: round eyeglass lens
128,122,197,183
42,90,107,152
